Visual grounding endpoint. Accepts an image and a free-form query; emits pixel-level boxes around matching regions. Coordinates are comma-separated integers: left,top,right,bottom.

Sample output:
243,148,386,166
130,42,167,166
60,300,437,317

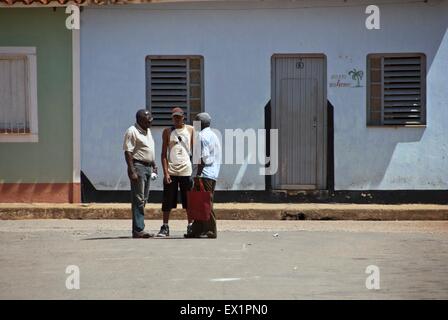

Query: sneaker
184,232,200,238
184,224,199,238
132,231,154,239
205,231,217,239
157,225,170,237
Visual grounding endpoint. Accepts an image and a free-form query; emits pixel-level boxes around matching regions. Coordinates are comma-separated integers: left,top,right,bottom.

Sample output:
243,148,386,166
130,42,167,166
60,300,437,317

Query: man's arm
196,137,210,177
196,158,205,176
151,144,158,174
161,128,171,184
123,130,138,181
124,151,138,181
189,125,195,155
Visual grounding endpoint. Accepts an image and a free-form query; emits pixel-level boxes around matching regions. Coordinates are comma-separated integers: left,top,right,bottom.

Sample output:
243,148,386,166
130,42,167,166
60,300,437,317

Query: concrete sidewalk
1,203,448,220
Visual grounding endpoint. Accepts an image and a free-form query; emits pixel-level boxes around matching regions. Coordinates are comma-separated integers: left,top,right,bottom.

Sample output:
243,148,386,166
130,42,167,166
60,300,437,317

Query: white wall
80,0,448,191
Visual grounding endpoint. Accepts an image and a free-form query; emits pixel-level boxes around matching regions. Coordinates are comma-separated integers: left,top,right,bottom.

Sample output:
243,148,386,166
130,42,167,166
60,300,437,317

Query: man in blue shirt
186,112,221,238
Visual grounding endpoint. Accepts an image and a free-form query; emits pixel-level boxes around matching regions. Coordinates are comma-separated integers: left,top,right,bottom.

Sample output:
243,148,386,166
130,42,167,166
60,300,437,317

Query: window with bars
145,56,203,126
0,47,38,142
367,53,426,126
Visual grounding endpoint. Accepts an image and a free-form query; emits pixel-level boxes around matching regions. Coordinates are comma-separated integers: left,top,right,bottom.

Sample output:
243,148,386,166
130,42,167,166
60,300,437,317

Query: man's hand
128,168,138,181
164,174,172,184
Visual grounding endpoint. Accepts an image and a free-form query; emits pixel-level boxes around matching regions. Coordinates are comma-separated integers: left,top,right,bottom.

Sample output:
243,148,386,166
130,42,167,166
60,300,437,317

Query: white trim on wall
72,30,81,184
0,47,36,55
0,46,38,143
0,134,38,143
28,53,38,135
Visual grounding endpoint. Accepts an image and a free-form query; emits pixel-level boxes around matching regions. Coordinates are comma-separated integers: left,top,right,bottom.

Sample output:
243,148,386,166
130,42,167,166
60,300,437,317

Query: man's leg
143,166,151,207
158,176,178,237
131,164,146,234
202,178,217,238
179,176,193,228
162,212,170,224
163,176,179,223
179,176,193,224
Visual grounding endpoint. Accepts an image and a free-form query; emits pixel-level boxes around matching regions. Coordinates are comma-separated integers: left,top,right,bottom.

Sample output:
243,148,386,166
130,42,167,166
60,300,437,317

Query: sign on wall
329,68,364,88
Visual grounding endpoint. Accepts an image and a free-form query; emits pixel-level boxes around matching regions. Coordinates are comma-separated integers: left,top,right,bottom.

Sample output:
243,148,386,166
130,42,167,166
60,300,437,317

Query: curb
1,204,448,220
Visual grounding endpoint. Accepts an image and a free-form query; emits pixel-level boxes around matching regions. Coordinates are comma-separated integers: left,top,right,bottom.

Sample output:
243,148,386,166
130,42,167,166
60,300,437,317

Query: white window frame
0,47,38,143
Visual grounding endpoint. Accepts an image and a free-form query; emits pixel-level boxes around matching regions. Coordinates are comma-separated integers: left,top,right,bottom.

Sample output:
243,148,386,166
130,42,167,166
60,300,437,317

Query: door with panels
271,54,327,190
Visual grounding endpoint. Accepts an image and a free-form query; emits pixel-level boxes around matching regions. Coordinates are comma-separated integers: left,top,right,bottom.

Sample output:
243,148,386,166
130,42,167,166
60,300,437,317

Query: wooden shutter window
367,54,426,126
368,56,382,124
146,56,203,126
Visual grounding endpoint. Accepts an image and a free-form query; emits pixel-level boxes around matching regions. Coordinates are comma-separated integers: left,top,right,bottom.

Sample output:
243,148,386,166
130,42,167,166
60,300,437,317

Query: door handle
313,116,317,128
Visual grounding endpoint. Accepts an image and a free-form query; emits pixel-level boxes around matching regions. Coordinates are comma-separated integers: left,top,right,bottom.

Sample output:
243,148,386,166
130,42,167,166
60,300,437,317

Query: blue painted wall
80,1,448,191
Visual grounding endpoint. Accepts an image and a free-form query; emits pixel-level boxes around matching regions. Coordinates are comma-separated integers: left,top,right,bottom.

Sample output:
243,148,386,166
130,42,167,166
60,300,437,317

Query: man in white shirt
123,109,158,238
186,112,221,238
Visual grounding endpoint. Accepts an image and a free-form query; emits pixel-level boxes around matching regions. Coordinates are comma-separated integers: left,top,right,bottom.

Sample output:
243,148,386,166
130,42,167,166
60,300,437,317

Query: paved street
0,220,447,299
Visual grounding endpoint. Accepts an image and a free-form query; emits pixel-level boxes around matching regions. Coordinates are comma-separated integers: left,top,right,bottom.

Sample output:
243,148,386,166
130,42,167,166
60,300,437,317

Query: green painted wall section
0,8,73,183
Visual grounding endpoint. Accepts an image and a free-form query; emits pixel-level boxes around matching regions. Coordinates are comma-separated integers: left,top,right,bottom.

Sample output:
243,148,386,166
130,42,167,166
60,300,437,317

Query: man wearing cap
157,107,195,237
123,109,158,238
186,112,221,238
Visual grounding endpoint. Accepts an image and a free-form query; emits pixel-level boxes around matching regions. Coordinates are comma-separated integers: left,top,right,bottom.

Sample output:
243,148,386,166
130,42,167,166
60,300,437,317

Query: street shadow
152,236,189,240
83,236,132,240
82,236,194,240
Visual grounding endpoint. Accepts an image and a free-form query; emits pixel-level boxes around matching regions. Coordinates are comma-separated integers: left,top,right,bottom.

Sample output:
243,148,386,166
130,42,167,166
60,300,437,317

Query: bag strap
171,126,192,157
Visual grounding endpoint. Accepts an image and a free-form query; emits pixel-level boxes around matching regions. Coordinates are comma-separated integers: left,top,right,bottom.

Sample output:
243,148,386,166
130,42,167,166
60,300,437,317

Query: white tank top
167,125,193,176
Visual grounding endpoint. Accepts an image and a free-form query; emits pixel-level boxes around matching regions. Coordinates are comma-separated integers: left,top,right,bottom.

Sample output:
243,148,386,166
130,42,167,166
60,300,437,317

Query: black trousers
162,176,192,212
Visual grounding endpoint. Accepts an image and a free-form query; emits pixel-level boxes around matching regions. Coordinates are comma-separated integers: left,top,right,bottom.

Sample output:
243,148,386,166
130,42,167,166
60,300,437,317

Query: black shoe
184,232,200,238
184,224,199,238
132,231,154,239
184,233,198,238
157,225,170,237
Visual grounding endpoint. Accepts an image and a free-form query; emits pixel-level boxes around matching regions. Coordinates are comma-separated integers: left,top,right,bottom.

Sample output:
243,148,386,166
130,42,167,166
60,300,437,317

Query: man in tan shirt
123,109,158,238
157,107,195,237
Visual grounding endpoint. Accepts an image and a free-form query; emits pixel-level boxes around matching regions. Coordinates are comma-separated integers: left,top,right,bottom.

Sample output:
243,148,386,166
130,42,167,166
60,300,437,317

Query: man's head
171,107,185,128
195,112,211,130
136,109,153,130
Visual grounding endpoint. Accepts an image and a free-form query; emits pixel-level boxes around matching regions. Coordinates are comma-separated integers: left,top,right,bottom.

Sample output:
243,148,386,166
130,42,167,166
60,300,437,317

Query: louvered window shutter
146,56,203,126
367,54,426,126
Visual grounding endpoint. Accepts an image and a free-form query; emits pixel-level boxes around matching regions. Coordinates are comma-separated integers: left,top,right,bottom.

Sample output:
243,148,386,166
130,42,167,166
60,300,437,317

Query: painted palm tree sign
348,68,364,87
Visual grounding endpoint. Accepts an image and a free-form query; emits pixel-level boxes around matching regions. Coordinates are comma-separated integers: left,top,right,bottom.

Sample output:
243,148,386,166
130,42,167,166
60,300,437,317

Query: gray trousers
130,163,151,233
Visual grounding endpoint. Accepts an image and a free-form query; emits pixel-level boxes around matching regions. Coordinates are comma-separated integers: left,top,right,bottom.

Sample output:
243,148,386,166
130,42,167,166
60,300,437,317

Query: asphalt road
0,220,447,299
